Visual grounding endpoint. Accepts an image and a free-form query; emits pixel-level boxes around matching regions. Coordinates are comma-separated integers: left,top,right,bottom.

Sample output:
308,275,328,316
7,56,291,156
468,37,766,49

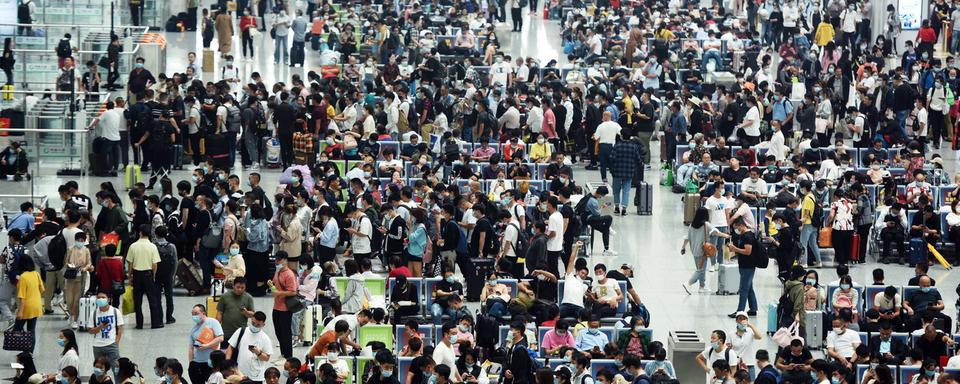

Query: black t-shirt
606,270,633,291
435,279,463,307
777,348,813,370
722,167,749,183
523,272,558,303
470,217,495,258
637,102,655,132
560,204,575,241
735,231,761,268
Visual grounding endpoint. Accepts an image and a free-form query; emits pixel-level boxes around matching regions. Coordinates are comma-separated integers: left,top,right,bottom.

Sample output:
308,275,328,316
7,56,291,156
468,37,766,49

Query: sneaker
614,206,621,215
602,249,618,256
747,310,758,316
708,265,718,272
43,309,54,315
166,317,176,324
727,312,739,318
698,286,710,294
644,164,652,171
681,283,692,295
70,321,78,329
609,228,617,235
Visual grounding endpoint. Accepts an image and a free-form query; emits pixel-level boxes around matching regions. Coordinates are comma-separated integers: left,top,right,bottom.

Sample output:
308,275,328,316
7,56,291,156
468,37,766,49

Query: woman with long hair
14,256,43,353
12,352,37,384
681,207,730,294
56,329,79,371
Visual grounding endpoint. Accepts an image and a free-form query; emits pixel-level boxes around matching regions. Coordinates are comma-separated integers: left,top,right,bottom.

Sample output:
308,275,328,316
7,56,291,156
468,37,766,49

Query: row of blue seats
855,364,960,384
387,278,630,322
819,285,943,313
394,323,653,355
676,144,924,169
311,355,658,384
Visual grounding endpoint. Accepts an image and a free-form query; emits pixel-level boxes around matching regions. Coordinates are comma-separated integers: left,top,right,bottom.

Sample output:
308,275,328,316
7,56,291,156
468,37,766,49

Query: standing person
104,35,121,91
187,304,224,384
798,180,823,267
89,99,125,175
274,92,296,168
216,276,255,349
129,0,143,25
63,232,93,329
225,311,272,382
271,251,298,359
682,208,730,294
215,7,234,57
272,10,291,65
87,292,123,372
503,321,534,383
593,111,621,184
609,135,644,216
202,8,216,49
827,189,856,267
1,38,14,85
239,10,257,60
729,312,763,378
509,0,523,32
127,224,163,329
154,227,177,325
13,256,43,353
727,217,760,317
289,10,307,67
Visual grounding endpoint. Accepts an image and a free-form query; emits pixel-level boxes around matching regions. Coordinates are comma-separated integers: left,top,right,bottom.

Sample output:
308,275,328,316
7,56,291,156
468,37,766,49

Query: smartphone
248,345,256,351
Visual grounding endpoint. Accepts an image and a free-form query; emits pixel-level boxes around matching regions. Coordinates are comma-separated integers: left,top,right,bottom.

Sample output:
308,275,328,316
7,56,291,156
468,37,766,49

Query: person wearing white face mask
729,312,763,379
187,304,224,384
697,330,740,384
433,323,463,382
825,316,861,369
63,231,93,329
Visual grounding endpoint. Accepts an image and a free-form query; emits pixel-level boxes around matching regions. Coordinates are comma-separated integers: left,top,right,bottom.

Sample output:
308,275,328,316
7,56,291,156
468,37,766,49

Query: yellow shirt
801,193,815,225
17,271,44,319
624,97,634,124
126,238,160,271
529,142,552,162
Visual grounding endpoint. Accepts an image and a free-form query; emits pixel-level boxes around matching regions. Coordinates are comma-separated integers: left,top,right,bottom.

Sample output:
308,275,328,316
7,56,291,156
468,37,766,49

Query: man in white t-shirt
738,98,762,146
826,317,861,364
590,264,622,317
559,241,588,319
729,312,762,376
740,168,769,201
490,56,512,88
89,292,124,371
433,323,462,381
546,197,566,277
703,183,731,267
346,208,373,258
226,311,274,382
89,99,125,173
696,329,740,384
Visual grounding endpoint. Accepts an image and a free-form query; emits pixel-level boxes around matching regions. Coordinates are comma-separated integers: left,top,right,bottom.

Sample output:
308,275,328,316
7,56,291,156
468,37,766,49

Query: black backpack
507,222,529,258
475,313,498,348
809,194,824,228
753,234,769,268
55,39,71,58
48,230,67,271
17,1,30,22
574,195,593,227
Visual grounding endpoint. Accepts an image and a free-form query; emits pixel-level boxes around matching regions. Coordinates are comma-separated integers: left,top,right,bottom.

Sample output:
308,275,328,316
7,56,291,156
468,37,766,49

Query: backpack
809,194,824,228
508,222,529,258
397,103,410,133
649,372,675,384
455,223,469,255
201,210,223,248
159,195,178,217
776,290,796,328
753,234,769,268
231,216,248,243
758,368,782,384
17,1,30,22
525,346,542,370
566,203,584,239
158,241,177,264
482,218,500,256
55,39,71,58
3,245,25,283
574,194,593,224
225,104,242,133
633,374,653,384
254,106,268,132
48,230,67,271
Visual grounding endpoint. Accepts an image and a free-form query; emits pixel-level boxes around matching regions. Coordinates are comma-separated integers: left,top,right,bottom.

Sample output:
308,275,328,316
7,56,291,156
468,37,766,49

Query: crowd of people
9,0,960,381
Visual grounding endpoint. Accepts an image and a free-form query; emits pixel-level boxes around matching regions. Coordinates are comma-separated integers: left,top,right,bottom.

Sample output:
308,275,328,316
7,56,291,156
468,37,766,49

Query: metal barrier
13,0,161,28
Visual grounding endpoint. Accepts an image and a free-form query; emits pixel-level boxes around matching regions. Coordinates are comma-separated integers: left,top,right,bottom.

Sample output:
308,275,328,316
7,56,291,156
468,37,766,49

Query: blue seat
855,364,870,384
398,357,415,383
378,141,400,160
394,324,434,354
388,277,423,316
423,278,442,313
940,186,957,208
900,366,921,384
591,359,619,377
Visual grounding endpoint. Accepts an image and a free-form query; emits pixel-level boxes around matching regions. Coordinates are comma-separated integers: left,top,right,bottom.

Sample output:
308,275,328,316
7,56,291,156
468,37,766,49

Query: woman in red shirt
96,244,125,306
916,19,937,61
239,9,257,60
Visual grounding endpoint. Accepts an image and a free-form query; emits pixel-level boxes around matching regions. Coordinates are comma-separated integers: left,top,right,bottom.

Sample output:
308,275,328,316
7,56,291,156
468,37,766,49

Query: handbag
772,321,802,347
3,327,34,351
285,295,305,312
701,226,718,259
818,227,833,248
98,56,111,69
63,266,80,279
111,280,125,296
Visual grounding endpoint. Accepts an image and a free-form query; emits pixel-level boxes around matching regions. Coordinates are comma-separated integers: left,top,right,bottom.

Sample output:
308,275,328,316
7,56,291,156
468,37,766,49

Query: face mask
192,315,202,325
840,283,851,290
831,378,841,384
449,334,458,344
588,328,600,335
459,324,470,333
249,325,261,333
921,287,932,293
446,276,455,284
327,352,338,361
92,368,104,377
810,372,819,382
870,363,879,370
711,341,720,349
833,327,843,334
207,360,213,368
57,338,66,347
164,375,173,384
100,201,109,208
382,370,394,378
806,278,816,285
192,175,200,184
487,279,497,286
75,242,86,248
229,248,240,256
281,371,290,379
96,298,109,307
364,171,372,178
736,323,746,331
537,138,545,144
559,177,568,184
134,63,144,69
428,374,438,384
927,370,937,377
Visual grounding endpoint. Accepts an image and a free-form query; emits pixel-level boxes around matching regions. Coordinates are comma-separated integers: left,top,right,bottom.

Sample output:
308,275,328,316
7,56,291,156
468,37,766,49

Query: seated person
502,136,525,162
583,186,614,255
399,319,425,356
573,315,609,356
877,202,909,263
528,134,552,163
307,320,351,359
913,324,955,363
910,205,941,253
870,321,907,365
541,319,575,357
721,156,749,183
693,153,720,183
825,309,861,365
830,276,860,322
676,152,698,186
378,148,403,177
319,342,351,382
480,274,511,320
0,141,28,180
866,160,891,184
760,157,784,184
400,134,429,161
588,263,622,318
389,274,420,320
709,137,732,165
906,170,934,207
776,339,814,384
471,139,497,162
903,276,951,332
431,269,468,326
861,139,890,166
873,285,903,325
739,167,769,203
453,315,476,355
480,154,505,180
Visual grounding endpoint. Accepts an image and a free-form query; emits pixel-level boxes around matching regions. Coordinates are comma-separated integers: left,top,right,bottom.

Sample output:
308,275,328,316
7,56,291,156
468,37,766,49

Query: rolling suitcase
850,233,861,262
124,164,141,190
716,263,740,295
78,296,98,331
804,310,825,349
767,301,779,335
265,137,281,168
90,137,110,176
176,259,203,292
683,193,700,224
205,133,231,169
171,144,185,170
909,238,927,266
467,258,496,302
301,304,323,346
207,295,221,318
635,182,653,215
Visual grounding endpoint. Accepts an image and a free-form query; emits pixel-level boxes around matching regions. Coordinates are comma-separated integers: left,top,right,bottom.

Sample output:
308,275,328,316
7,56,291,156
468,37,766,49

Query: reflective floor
1,10,959,380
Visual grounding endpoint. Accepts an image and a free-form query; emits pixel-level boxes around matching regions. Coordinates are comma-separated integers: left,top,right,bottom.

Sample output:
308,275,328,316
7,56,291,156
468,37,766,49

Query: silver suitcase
716,264,740,295
301,304,323,346
77,296,98,331
804,310,825,349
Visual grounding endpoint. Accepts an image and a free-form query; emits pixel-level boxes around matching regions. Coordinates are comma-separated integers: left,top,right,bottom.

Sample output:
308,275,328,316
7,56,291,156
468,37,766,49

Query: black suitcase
89,137,110,176
204,133,230,169
635,181,652,215
171,144,184,170
466,257,496,302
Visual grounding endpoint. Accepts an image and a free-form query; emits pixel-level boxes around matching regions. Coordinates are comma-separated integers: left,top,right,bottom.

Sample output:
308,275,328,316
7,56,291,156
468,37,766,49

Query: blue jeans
896,110,909,139
736,267,757,312
430,303,467,326
701,49,723,72
612,177,633,207
559,303,584,319
487,300,508,319
799,224,821,265
273,35,289,63
687,254,707,287
597,143,613,180
952,30,960,53
711,227,728,266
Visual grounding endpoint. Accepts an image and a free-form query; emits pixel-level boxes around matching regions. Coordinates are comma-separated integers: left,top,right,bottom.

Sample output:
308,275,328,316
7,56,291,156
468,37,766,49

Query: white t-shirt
743,106,761,136
228,327,274,381
704,196,729,228
592,278,619,304
594,121,622,144
98,108,124,141
826,329,860,358
503,222,520,257
463,208,478,239
730,328,757,366
433,342,461,379
740,178,768,195
547,211,564,251
92,306,124,347
700,346,740,384
330,314,360,333
187,106,202,135
562,273,588,307
351,215,373,253
490,61,511,86
216,105,228,132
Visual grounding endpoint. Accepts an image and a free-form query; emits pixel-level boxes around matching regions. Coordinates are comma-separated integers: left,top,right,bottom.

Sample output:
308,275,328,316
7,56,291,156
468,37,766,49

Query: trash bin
668,330,705,384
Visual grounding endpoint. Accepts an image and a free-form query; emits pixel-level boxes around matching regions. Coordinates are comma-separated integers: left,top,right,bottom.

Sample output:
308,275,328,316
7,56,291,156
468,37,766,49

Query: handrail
12,46,143,55
0,22,148,30
4,90,111,95
0,128,92,133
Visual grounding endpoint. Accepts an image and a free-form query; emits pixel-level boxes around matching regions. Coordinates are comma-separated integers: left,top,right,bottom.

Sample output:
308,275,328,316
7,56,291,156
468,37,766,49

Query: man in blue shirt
188,303,224,384
575,316,610,353
6,202,34,233
584,186,615,255
770,88,794,132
